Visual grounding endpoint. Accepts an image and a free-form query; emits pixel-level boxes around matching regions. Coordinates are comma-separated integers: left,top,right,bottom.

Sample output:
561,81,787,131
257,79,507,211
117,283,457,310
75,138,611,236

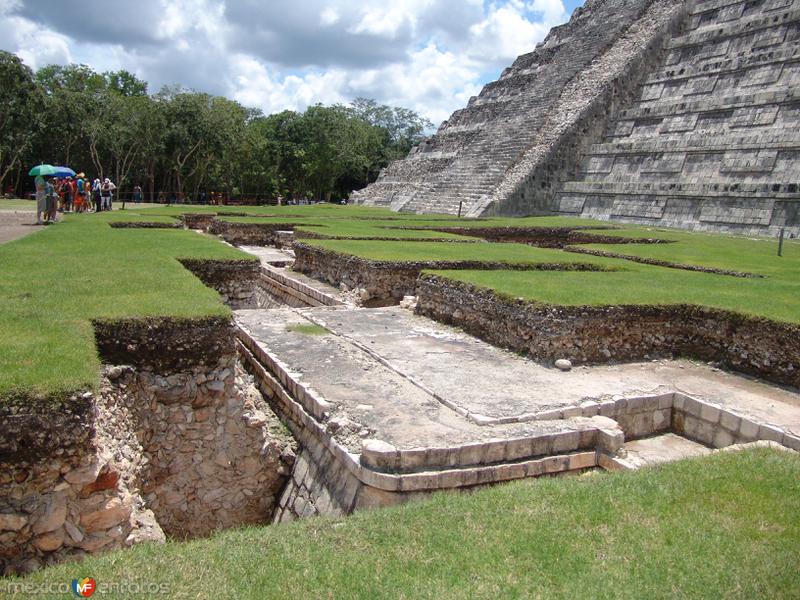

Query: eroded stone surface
235,306,800,445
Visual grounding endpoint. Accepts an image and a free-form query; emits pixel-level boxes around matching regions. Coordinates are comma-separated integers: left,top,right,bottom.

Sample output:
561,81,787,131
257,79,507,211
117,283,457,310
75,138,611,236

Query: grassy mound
11,448,800,599
0,212,249,399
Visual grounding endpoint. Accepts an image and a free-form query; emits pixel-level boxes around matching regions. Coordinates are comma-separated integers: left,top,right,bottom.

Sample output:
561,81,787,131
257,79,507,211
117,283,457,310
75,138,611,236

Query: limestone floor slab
235,306,800,451
239,245,294,266
621,434,712,468
235,308,599,453
298,306,800,435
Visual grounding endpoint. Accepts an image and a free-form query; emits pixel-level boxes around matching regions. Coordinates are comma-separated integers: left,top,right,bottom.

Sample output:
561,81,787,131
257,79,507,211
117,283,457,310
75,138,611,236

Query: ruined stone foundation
0,318,294,575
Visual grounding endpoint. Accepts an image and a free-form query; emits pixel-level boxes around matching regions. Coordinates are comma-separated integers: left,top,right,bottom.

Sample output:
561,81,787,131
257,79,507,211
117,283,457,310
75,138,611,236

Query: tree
35,64,106,168
14,60,429,203
104,70,147,97
301,104,383,201
0,51,44,191
350,97,432,158
96,93,155,196
258,110,310,199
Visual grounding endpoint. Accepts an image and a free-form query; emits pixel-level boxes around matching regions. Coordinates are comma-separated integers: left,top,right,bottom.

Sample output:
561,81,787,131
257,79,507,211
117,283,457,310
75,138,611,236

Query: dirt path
0,210,42,244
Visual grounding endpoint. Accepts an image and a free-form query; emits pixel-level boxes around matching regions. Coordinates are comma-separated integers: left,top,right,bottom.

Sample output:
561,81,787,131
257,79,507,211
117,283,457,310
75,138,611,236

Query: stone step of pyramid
354,0,800,235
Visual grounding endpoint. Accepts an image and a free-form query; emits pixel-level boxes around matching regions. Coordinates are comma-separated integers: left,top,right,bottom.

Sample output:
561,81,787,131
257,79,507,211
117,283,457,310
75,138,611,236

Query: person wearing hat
75,174,86,212
92,178,102,212
101,178,113,211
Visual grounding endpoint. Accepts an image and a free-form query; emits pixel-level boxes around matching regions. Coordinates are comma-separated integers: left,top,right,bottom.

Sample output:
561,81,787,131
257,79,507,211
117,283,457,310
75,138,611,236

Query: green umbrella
29,164,57,176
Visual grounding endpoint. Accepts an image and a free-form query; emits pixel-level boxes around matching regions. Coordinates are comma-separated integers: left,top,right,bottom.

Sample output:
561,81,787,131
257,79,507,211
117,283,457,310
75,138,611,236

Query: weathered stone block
758,424,785,444
719,410,741,433
699,402,721,424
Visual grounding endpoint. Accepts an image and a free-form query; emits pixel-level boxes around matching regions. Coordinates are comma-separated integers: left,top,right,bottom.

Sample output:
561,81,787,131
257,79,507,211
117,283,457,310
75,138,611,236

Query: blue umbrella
52,166,76,177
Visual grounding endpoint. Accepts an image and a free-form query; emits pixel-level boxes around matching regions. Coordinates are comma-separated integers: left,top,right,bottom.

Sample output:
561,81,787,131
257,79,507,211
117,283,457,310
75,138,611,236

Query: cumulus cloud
0,0,575,126
0,0,72,70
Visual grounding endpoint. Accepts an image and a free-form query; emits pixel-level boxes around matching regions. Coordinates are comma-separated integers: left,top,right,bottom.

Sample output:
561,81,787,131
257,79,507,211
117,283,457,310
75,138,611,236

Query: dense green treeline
0,51,431,202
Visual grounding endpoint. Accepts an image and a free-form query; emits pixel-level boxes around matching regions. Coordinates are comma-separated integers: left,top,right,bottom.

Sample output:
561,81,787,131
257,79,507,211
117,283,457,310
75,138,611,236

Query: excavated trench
7,218,791,574
403,225,672,248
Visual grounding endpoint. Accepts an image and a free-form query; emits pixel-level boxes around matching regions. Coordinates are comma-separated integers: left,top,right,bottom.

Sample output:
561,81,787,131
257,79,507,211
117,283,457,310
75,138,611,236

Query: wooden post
458,201,463,218
778,227,785,257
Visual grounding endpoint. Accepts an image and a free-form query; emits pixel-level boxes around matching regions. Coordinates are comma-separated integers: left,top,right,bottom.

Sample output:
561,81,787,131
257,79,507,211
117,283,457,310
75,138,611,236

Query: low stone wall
237,332,622,523
179,258,261,309
119,359,294,538
0,387,160,575
256,268,343,308
416,275,800,389
181,213,217,231
108,222,182,229
209,220,297,246
292,242,607,303
420,226,666,248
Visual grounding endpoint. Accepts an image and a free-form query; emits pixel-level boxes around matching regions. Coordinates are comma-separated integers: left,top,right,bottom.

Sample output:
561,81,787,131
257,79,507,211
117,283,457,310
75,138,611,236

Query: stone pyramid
352,0,800,236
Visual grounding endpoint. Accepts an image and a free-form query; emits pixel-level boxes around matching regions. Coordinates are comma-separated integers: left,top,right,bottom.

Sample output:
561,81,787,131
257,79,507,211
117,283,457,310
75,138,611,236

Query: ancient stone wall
415,274,800,389
352,0,688,218
209,220,297,247
291,242,607,304
237,336,621,523
0,319,294,574
179,259,262,309
181,213,218,231
0,386,160,575
119,360,294,538
555,0,800,235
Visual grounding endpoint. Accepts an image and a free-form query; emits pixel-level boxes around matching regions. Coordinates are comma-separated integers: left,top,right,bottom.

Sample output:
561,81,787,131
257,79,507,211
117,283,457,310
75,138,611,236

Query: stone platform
234,305,800,519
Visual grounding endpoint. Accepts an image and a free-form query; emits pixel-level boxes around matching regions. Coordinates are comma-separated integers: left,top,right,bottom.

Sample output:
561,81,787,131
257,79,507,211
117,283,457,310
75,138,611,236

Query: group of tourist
34,174,118,225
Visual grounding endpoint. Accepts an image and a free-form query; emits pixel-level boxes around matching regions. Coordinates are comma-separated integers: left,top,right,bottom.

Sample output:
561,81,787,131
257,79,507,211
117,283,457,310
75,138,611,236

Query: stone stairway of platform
556,0,800,234
354,0,660,215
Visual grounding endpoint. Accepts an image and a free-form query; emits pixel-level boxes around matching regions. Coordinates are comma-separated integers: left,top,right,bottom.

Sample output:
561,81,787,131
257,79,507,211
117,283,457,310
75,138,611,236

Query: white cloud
528,0,567,23
0,0,71,70
319,6,340,26
0,0,574,126
228,54,348,113
468,0,566,63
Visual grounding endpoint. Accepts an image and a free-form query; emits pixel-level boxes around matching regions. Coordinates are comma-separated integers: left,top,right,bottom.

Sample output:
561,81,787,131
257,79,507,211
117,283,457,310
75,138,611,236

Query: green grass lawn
301,231,800,324
143,203,412,219
576,226,800,275
304,239,621,266
433,264,800,323
0,212,249,399
11,448,799,599
3,205,797,399
218,217,477,240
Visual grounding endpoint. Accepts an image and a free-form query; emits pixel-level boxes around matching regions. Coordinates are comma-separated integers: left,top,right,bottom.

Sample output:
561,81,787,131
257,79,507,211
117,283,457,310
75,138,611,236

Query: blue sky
1,0,585,125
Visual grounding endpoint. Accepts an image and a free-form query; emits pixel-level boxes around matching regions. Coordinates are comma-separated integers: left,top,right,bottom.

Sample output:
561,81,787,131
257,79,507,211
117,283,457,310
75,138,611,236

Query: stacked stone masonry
353,0,800,235
416,274,800,388
236,334,625,523
237,321,800,524
0,320,295,574
557,0,800,235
